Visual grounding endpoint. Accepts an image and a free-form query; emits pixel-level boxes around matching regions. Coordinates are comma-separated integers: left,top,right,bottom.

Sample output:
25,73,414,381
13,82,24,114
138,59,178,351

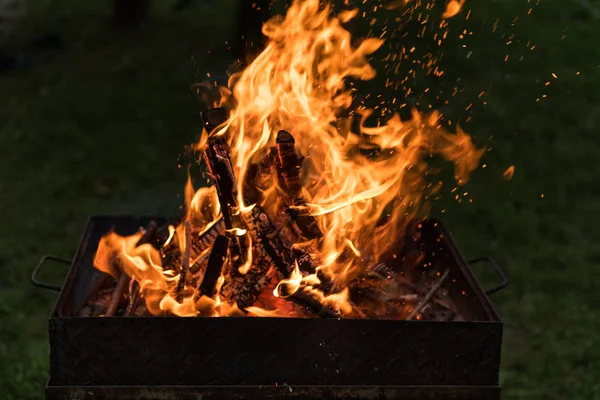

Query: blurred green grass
0,0,598,399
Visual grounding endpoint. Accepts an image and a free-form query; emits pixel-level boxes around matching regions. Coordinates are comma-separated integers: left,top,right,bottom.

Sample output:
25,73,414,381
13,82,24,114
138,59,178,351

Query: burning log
196,235,230,298
240,205,338,317
192,218,227,254
177,221,193,293
104,272,130,317
201,107,229,133
242,147,277,205
203,136,238,229
275,130,303,199
79,286,112,317
160,219,227,276
246,205,293,277
159,234,182,273
136,221,157,247
291,247,333,292
257,147,276,189
124,279,140,317
202,134,249,270
274,130,323,240
221,245,272,310
284,197,323,240
276,284,340,319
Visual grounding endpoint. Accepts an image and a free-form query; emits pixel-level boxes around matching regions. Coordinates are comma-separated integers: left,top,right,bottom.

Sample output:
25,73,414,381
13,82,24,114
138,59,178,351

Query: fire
93,0,483,318
442,0,466,19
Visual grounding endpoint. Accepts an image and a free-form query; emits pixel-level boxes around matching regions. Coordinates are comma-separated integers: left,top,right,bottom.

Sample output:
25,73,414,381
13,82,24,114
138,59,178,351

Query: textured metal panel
50,316,501,386
45,384,501,400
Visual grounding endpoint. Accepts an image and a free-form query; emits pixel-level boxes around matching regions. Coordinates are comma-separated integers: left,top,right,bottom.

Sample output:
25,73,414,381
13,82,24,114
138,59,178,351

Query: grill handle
31,255,72,292
468,256,508,295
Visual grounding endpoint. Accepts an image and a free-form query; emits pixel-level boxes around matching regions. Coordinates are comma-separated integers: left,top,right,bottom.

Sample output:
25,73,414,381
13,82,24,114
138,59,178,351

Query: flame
220,0,483,284
93,0,483,318
503,165,515,180
442,0,466,19
274,262,303,298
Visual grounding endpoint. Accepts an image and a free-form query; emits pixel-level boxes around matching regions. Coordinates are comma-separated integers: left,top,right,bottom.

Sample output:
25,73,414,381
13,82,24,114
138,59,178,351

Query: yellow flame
246,307,285,317
274,262,303,298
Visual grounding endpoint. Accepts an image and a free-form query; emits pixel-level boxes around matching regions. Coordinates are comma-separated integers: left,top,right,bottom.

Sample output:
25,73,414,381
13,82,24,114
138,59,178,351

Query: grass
0,0,599,399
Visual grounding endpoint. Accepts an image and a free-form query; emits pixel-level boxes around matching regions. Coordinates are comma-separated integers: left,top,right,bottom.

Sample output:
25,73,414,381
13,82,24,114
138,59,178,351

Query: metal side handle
468,256,508,295
31,255,72,292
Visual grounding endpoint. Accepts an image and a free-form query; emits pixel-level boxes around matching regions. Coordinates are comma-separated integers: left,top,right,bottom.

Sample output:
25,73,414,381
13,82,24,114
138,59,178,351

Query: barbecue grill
33,215,507,400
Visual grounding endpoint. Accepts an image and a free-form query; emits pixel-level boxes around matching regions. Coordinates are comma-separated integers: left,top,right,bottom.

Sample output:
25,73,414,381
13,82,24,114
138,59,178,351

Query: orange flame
442,0,466,19
93,0,483,317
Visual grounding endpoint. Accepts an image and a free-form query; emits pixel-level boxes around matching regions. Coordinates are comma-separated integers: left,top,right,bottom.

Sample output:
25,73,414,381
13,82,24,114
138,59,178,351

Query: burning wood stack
82,108,460,321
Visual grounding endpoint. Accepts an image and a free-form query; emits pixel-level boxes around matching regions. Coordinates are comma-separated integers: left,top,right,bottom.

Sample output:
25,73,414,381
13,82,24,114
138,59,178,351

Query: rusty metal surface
45,383,501,400
48,216,503,388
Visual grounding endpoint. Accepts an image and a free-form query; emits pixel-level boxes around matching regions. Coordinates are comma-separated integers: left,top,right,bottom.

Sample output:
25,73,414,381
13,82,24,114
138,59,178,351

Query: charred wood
177,221,193,293
151,220,176,249
201,107,229,133
124,279,140,317
291,247,333,293
79,287,112,316
221,245,272,310
202,134,248,270
136,220,157,247
104,272,130,317
196,235,230,299
277,285,340,319
275,130,303,199
242,162,261,205
246,205,294,277
160,219,227,274
203,136,238,229
192,218,227,255
274,130,322,240
407,269,450,320
160,233,182,273
284,197,323,240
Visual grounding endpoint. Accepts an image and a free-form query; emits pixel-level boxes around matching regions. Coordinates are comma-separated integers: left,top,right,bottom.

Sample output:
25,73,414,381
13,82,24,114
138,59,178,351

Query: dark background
0,0,598,398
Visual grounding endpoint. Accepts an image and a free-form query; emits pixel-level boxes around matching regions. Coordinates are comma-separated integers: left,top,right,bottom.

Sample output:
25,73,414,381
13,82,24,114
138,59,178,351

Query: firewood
291,247,333,293
196,235,230,299
202,133,249,270
161,218,227,273
136,221,157,247
275,130,303,199
203,136,238,229
177,221,193,293
124,279,140,317
284,198,323,240
245,205,294,277
104,272,129,317
221,245,272,310
159,233,182,273
276,284,340,319
274,130,322,240
407,269,450,320
192,218,226,254
244,206,339,318
201,107,229,133
242,162,260,205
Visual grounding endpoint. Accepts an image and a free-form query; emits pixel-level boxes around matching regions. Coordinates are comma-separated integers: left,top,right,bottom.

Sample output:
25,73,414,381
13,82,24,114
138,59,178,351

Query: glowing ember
442,0,466,19
93,0,484,318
